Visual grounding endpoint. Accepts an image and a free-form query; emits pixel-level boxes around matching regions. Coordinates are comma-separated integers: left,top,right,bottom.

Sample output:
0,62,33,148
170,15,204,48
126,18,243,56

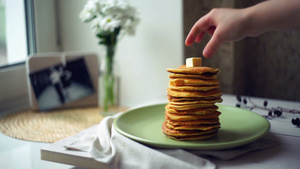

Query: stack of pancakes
162,65,223,141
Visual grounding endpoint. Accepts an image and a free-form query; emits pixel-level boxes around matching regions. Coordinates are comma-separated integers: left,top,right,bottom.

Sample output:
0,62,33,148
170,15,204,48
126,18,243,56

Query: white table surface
0,132,76,169
1,94,300,169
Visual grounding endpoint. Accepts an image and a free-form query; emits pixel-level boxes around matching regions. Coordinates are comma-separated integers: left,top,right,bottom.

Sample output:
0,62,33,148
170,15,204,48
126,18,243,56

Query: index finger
185,15,214,46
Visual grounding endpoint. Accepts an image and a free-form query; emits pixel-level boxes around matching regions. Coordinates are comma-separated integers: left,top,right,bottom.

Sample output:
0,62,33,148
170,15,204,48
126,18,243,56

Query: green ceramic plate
113,103,270,150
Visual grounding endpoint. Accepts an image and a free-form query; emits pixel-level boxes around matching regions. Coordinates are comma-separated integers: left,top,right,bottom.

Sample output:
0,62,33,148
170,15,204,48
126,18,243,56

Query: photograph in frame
29,57,95,111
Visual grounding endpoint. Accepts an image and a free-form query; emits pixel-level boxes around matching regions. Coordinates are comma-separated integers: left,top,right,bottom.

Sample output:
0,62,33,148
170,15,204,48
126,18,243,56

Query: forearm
245,0,300,36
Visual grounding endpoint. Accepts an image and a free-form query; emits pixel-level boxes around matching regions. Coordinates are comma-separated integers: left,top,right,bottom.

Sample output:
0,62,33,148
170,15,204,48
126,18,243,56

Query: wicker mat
0,106,126,143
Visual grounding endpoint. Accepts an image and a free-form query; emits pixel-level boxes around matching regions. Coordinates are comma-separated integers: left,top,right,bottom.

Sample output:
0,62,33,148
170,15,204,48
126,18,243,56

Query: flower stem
103,44,116,112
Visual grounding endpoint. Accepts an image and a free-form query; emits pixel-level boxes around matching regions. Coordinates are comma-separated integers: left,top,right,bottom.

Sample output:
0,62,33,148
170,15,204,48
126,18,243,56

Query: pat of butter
186,57,202,67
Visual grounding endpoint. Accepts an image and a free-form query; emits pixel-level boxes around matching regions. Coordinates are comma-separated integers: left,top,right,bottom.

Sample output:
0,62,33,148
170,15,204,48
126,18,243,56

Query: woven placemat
0,106,126,143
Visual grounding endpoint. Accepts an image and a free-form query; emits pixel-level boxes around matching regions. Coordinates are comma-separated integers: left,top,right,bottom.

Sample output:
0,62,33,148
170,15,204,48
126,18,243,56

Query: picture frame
26,52,99,111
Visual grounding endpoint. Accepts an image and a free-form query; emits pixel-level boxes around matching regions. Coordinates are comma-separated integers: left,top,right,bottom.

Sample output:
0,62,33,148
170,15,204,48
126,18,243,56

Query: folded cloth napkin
64,115,277,169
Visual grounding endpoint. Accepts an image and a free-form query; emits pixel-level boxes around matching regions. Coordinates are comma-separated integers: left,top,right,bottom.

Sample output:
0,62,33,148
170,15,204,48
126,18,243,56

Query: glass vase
99,44,120,116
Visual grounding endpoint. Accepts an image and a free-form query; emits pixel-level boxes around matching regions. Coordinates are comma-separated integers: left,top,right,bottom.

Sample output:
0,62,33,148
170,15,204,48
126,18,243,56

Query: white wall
34,0,60,52
58,0,183,108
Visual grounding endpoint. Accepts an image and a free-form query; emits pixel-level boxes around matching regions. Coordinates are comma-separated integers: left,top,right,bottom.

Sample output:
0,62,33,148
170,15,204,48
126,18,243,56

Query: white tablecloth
41,94,300,169
64,115,277,169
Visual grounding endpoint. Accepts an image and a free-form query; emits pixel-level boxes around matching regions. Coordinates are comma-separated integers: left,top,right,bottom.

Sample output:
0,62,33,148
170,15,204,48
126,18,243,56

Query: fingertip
203,32,222,58
203,48,212,58
185,40,191,46
185,37,194,46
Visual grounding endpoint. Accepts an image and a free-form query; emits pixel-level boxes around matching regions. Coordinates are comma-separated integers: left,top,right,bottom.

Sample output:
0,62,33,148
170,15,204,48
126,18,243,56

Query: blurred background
1,0,299,114
184,0,300,102
0,1,6,64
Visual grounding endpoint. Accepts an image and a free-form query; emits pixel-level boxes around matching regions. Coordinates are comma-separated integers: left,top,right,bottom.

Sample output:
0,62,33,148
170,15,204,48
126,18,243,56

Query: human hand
185,8,253,58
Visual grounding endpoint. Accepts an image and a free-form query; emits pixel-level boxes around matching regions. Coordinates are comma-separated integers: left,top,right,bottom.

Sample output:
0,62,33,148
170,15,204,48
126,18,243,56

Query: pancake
169,98,223,105
169,73,217,80
167,95,220,102
162,121,218,140
167,65,220,75
166,103,215,111
162,121,217,137
165,104,219,115
165,116,219,125
166,122,220,131
167,88,222,98
169,83,220,91
165,110,221,121
169,78,219,86
165,132,218,141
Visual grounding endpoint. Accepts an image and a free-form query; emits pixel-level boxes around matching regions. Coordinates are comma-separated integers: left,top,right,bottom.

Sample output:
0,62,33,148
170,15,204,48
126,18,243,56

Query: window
0,0,36,114
0,0,7,66
0,0,60,114
0,0,31,67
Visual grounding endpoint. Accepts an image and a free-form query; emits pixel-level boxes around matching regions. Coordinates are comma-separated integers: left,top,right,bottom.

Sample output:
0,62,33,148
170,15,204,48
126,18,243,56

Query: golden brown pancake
169,98,223,106
169,83,220,92
167,65,220,75
165,104,219,115
166,103,215,111
167,88,222,98
169,78,219,86
167,95,220,102
166,122,220,131
169,73,217,80
162,121,218,140
165,116,219,125
165,132,218,141
165,110,221,121
167,95,200,101
162,121,217,136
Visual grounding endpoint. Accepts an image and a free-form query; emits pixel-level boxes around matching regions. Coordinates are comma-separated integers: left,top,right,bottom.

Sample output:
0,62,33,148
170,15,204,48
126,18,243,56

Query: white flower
90,17,101,34
79,0,101,21
84,0,100,13
80,0,140,41
123,17,140,35
100,17,122,32
79,9,94,21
